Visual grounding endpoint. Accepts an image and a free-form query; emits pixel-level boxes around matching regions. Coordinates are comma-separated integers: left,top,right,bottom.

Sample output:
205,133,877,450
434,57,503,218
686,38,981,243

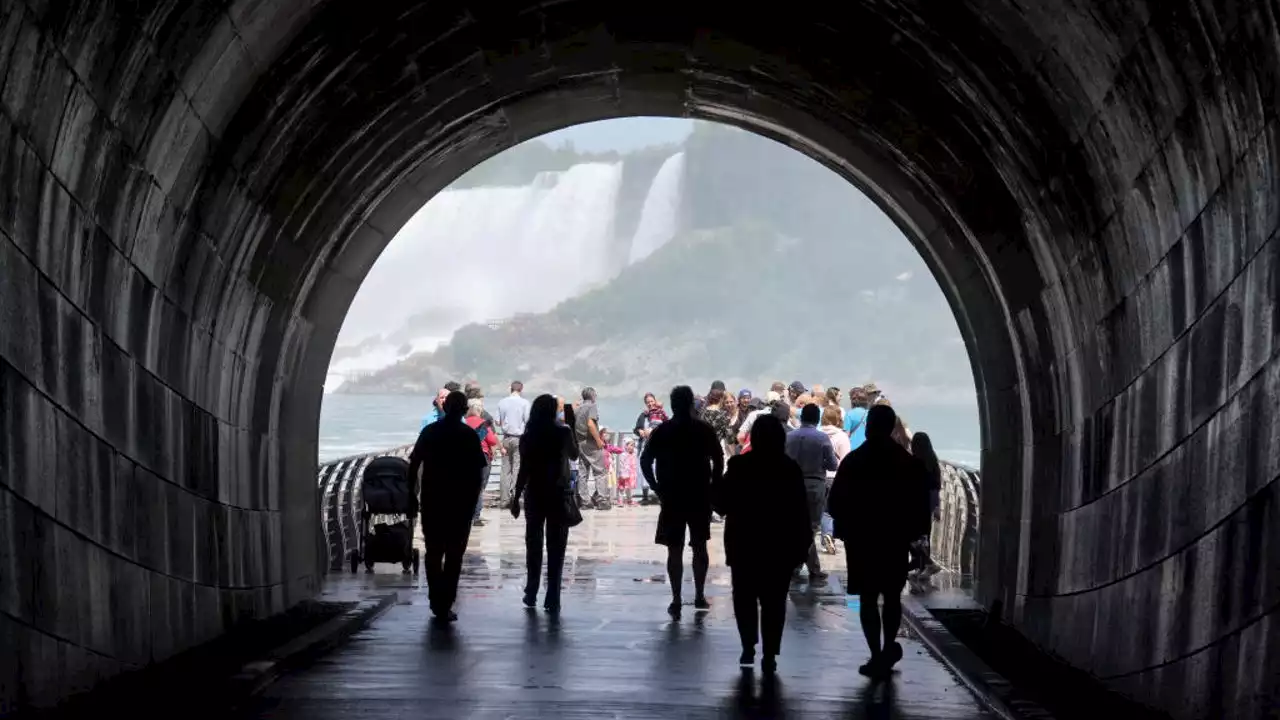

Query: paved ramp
245,507,991,719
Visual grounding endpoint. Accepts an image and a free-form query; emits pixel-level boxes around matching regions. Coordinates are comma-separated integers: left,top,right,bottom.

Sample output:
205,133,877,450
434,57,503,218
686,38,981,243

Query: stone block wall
0,1,318,711
1,1,1277,717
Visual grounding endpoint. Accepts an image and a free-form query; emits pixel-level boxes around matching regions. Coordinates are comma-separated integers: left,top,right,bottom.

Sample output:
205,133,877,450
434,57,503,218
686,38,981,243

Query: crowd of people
408,378,945,680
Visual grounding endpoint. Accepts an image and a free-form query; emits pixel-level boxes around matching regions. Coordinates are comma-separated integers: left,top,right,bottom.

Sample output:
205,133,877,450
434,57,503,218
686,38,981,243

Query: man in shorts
640,386,724,618
826,404,931,677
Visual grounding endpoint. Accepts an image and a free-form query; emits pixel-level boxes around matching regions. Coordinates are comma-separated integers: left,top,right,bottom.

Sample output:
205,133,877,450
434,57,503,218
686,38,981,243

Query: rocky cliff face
337,222,975,404
334,122,974,404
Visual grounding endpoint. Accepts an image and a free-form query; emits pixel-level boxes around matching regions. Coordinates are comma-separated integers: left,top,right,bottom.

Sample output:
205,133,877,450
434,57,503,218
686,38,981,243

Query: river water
318,394,981,468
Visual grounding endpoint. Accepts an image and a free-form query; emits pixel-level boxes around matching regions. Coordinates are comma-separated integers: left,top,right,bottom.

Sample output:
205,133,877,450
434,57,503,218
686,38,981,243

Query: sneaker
472,518,486,527
522,594,537,609
739,649,755,668
432,609,458,623
858,654,885,677
761,655,777,674
694,597,711,611
667,601,682,619
884,641,903,669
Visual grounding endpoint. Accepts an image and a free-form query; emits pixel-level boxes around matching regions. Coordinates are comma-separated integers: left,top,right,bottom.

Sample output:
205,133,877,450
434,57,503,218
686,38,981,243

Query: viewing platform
245,506,992,719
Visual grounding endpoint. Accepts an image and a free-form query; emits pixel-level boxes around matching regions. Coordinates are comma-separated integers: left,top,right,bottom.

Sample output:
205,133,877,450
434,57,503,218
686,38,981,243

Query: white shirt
496,393,531,436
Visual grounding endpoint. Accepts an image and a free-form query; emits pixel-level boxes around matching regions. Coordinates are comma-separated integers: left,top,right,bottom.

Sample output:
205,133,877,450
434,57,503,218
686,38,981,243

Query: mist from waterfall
330,154,692,389
338,162,623,346
628,152,685,264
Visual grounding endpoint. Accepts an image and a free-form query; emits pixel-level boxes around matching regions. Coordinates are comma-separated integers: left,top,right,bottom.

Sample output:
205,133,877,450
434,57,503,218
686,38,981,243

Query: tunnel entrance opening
2,1,1276,716
315,114,985,624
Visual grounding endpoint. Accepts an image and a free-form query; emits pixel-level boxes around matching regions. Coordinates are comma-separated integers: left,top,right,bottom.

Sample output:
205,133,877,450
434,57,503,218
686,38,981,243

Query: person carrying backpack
465,399,500,527
844,387,871,449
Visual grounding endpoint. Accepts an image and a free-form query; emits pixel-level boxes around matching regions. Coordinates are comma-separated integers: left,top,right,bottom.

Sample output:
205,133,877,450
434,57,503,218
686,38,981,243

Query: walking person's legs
424,540,446,616
688,511,712,608
473,465,487,526
730,567,760,665
881,587,905,667
544,521,569,612
858,591,883,672
665,544,685,616
523,513,545,607
577,455,594,508
437,532,470,621
803,480,826,578
585,453,611,509
500,436,520,505
656,505,687,615
759,569,790,662
691,540,710,607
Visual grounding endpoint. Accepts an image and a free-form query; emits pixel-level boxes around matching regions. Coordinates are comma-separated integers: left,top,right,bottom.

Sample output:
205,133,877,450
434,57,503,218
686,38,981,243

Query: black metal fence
317,435,982,575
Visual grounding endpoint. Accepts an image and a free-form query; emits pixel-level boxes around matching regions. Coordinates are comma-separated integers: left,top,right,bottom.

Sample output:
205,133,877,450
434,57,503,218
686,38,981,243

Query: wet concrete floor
244,506,992,718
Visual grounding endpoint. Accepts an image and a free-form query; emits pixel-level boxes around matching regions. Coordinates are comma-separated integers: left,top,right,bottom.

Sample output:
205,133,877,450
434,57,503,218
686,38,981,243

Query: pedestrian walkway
244,507,991,719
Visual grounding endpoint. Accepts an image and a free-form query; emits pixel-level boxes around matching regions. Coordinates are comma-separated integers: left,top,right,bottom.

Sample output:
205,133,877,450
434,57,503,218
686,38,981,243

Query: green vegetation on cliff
340,221,968,399
335,121,973,403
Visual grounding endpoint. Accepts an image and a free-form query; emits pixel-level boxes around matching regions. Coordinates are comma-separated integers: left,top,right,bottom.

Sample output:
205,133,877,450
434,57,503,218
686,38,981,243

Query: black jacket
640,416,724,508
712,451,812,569
514,424,579,520
408,415,487,541
827,437,932,549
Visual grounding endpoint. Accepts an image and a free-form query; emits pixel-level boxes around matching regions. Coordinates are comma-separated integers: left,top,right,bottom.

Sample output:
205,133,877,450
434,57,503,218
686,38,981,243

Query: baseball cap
738,389,753,398
864,382,881,394
789,380,807,394
711,380,726,391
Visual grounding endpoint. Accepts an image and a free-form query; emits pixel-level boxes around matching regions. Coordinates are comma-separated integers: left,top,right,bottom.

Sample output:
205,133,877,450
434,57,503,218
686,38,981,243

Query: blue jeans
820,512,834,537
474,465,487,521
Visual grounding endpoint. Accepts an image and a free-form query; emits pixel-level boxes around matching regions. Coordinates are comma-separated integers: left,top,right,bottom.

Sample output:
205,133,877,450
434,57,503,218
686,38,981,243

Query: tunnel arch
1,1,1276,717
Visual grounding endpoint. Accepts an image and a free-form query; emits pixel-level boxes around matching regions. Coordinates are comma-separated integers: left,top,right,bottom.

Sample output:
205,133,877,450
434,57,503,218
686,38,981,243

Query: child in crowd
613,439,639,505
600,426,622,504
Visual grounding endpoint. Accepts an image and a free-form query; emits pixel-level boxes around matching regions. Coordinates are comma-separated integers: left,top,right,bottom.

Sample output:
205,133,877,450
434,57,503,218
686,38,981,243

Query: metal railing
316,433,981,575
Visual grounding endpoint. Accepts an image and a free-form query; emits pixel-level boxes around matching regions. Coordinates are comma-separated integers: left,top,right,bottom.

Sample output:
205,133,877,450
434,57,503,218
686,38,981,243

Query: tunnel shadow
840,678,898,720
723,671,790,719
425,617,459,654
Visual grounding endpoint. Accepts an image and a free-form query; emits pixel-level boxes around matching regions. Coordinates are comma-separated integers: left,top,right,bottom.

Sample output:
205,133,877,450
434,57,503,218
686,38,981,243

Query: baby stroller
349,456,420,574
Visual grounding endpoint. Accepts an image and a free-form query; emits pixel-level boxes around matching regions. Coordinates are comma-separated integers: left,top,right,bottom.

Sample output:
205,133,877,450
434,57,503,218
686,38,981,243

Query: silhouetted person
409,390,487,623
784,403,838,582
908,432,943,579
511,394,580,613
712,415,811,673
827,405,931,677
641,385,724,617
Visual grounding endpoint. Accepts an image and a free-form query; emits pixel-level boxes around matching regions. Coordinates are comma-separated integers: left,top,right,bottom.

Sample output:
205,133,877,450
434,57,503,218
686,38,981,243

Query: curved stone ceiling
0,1,1276,717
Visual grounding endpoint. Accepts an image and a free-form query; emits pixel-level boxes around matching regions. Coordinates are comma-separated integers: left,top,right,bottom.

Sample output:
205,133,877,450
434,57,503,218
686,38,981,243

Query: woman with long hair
817,405,851,553
712,415,811,673
511,394,580,613
908,432,944,579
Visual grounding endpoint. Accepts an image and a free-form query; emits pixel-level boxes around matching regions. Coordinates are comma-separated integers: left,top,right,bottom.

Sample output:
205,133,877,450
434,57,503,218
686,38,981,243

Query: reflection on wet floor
249,507,992,719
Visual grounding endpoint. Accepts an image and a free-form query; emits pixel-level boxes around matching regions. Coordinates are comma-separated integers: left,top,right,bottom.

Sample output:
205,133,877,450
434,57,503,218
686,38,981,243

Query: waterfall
331,153,693,391
627,152,685,264
332,163,624,383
